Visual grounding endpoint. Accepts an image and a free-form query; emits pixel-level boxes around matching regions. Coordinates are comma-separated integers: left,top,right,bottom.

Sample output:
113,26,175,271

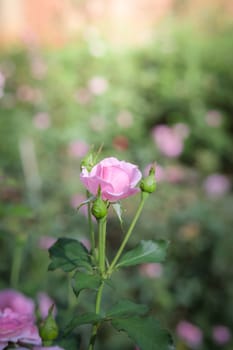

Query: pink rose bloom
37,293,56,320
176,320,203,348
0,308,41,349
0,289,34,316
68,140,89,158
152,125,183,158
80,157,142,201
139,263,163,278
203,174,231,197
212,325,231,345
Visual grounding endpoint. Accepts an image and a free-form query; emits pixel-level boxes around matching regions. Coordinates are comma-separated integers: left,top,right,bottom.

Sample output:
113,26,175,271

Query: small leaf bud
140,166,157,193
39,304,58,342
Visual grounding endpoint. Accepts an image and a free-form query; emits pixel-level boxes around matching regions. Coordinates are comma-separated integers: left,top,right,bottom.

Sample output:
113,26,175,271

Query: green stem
107,192,149,276
98,216,107,275
10,238,24,288
88,214,107,350
87,191,95,256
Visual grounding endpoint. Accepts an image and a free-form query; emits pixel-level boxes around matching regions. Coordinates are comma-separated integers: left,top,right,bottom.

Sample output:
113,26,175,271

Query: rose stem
107,191,149,276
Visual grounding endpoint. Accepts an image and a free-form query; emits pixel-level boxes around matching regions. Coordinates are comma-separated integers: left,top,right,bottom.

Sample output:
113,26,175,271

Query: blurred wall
0,0,232,46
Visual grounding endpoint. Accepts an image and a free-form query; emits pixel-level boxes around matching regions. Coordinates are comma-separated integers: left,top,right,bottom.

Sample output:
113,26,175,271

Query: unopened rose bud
39,304,58,343
140,167,157,193
91,196,107,220
81,152,95,172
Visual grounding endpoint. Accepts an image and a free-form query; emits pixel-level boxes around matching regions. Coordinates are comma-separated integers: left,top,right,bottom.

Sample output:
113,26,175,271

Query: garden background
0,0,233,349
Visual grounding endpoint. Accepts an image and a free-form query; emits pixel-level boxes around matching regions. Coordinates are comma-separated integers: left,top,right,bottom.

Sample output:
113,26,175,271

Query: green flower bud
81,152,95,172
140,166,157,193
39,305,58,342
91,196,107,220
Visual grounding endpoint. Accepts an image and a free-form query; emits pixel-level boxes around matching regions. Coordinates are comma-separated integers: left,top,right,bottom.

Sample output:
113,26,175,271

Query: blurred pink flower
152,125,183,158
39,236,57,250
203,174,231,197
75,88,92,105
88,76,108,95
68,140,89,158
33,112,50,130
139,263,163,278
70,193,87,214
17,85,42,103
116,111,133,128
144,163,166,183
30,58,47,80
212,325,231,345
112,135,129,151
80,237,91,251
205,110,223,127
0,308,41,349
166,165,186,184
37,293,56,320
176,320,203,348
0,289,34,316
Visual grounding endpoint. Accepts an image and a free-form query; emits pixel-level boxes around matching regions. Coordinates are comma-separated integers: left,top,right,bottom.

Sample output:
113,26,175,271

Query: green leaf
117,240,169,268
107,300,149,318
112,316,174,350
63,312,103,335
72,271,102,296
48,238,92,272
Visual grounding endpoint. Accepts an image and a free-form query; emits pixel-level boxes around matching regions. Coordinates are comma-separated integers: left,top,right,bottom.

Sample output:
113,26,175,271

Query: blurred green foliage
0,20,233,350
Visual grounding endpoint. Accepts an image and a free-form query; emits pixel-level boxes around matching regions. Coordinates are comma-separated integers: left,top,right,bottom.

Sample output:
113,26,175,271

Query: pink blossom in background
70,193,88,216
0,289,34,316
39,236,57,250
16,85,42,103
80,237,91,251
80,157,142,201
166,165,186,184
30,58,47,80
68,140,89,158
139,263,163,278
116,111,133,128
144,163,166,183
203,174,231,197
0,308,41,349
75,88,92,105
152,124,183,158
176,321,203,348
212,325,231,345
37,293,56,320
205,110,223,127
88,76,108,95
33,112,50,130
112,135,129,151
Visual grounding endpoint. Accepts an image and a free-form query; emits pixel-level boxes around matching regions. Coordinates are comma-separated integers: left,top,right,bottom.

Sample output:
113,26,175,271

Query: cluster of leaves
48,237,172,350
